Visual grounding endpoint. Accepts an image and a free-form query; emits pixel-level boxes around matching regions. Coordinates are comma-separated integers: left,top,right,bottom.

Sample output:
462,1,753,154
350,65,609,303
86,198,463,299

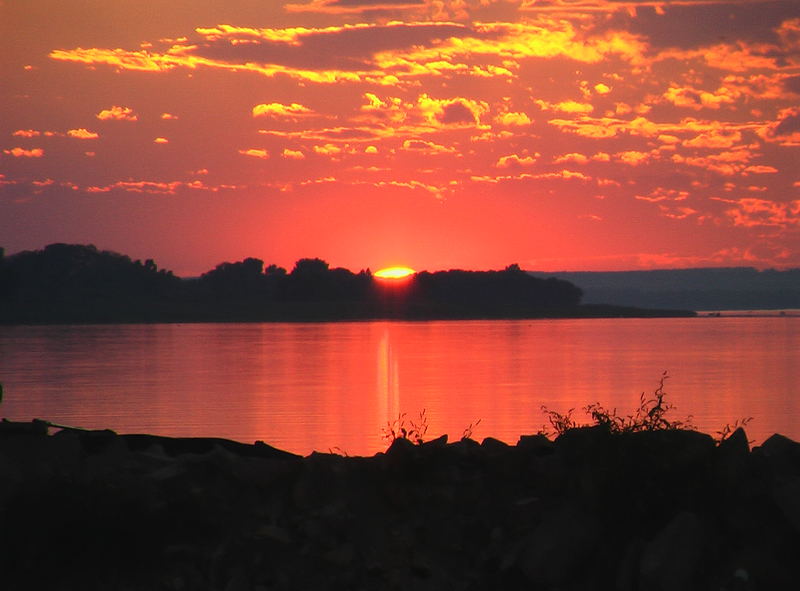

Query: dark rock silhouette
1,420,797,590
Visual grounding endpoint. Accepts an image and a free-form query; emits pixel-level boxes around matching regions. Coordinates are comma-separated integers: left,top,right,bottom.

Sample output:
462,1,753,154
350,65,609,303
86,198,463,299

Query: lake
1,317,798,455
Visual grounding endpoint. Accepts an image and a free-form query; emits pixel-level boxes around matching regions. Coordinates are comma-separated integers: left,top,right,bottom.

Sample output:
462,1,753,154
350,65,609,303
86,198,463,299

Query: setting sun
374,266,416,279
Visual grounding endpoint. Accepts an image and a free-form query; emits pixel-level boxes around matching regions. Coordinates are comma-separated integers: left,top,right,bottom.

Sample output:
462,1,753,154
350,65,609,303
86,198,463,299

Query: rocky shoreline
1,420,798,590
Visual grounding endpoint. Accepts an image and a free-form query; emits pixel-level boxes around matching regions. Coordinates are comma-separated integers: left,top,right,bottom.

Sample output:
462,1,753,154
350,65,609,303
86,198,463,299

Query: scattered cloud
96,106,138,121
67,128,99,140
239,148,269,159
496,153,539,168
3,147,44,157
253,103,314,118
282,148,305,159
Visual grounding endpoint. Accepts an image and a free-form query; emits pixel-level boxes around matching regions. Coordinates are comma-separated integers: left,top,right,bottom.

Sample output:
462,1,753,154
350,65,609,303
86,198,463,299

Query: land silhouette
531,268,800,311
0,243,698,323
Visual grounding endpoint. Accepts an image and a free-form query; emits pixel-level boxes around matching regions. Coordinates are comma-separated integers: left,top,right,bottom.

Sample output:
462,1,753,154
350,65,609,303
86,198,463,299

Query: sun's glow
374,266,416,279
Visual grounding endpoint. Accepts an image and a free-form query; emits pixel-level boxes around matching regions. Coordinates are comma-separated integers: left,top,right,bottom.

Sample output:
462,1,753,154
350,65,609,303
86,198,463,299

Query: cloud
662,85,738,110
85,180,183,195
96,106,138,121
536,100,594,114
282,148,305,159
785,75,800,94
50,19,650,89
615,150,654,166
402,139,455,154
161,112,179,120
153,137,169,144
554,153,590,165
635,188,690,203
495,153,539,168
760,106,800,145
285,0,426,14
253,102,314,118
743,165,778,174
67,128,99,139
683,129,742,148
531,170,591,181
417,94,489,127
724,197,800,228
12,129,40,138
239,148,269,159
494,111,532,126
313,143,343,155
3,147,44,157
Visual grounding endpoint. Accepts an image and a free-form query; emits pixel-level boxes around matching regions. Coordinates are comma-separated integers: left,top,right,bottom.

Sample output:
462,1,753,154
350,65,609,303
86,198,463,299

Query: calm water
1,318,798,455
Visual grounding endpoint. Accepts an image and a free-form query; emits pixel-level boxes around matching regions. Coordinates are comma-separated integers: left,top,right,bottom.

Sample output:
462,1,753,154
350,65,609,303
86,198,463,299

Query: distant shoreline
697,308,800,317
0,303,697,326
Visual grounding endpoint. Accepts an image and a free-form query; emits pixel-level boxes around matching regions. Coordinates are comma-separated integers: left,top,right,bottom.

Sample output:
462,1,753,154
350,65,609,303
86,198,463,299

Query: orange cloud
496,153,539,168
239,148,269,159
744,165,778,174
282,148,305,159
12,129,40,137
662,86,738,110
402,139,455,154
96,106,138,121
313,143,343,156
683,129,742,148
417,94,489,127
536,99,594,114
67,128,99,139
532,170,592,181
724,198,800,228
253,103,314,118
285,0,427,14
493,111,532,126
3,147,44,157
554,152,590,165
161,112,178,120
154,137,169,144
760,106,800,145
635,188,690,203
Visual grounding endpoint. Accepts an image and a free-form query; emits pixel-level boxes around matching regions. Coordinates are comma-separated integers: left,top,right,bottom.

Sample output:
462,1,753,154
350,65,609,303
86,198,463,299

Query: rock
517,507,600,587
516,433,554,454
480,436,510,452
421,433,448,449
718,427,750,456
2,422,800,590
639,511,707,591
755,433,800,479
773,476,800,534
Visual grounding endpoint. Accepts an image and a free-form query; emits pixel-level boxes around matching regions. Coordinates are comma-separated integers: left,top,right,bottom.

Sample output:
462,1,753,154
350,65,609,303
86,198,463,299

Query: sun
374,266,416,279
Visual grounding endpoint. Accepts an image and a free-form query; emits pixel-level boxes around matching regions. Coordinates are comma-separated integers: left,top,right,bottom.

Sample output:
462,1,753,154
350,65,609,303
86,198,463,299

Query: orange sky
1,0,798,276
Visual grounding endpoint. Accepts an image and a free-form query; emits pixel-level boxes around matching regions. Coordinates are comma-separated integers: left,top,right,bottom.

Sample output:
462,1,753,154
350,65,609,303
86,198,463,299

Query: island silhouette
0,243,695,323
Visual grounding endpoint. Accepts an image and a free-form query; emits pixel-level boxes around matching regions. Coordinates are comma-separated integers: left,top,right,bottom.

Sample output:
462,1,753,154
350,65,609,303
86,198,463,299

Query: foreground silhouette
0,418,796,589
0,244,694,323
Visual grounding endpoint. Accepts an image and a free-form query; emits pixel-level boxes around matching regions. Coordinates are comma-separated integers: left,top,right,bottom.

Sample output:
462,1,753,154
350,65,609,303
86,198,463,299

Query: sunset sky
1,0,798,276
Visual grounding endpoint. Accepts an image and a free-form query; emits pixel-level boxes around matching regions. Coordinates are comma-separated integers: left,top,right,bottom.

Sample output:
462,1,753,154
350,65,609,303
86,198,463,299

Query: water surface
1,318,797,455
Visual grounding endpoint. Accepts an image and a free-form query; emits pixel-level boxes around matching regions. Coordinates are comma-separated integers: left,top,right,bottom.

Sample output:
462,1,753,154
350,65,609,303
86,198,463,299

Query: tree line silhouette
1,243,689,323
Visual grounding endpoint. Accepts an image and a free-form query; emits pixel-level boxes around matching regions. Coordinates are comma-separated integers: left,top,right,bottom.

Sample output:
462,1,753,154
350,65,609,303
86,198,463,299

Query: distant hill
528,268,800,311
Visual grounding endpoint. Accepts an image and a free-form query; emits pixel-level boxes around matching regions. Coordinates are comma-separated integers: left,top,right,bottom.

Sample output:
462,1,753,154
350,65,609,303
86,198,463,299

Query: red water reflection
1,318,798,455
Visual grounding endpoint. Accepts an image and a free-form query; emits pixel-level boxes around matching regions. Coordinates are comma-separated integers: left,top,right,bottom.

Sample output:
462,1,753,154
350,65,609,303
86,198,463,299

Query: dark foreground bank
1,421,798,591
